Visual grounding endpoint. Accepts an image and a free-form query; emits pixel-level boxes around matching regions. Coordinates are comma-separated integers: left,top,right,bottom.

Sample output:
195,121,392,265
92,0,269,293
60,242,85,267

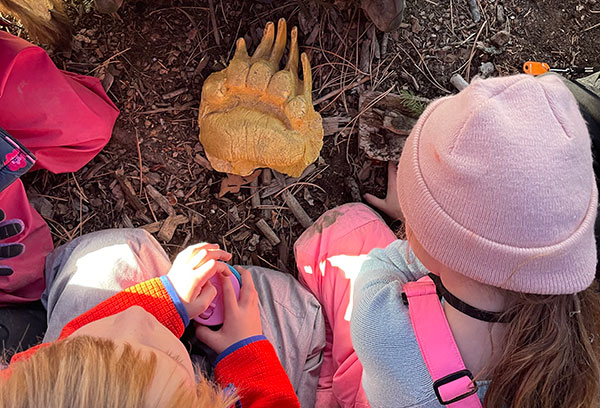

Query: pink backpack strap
402,276,482,407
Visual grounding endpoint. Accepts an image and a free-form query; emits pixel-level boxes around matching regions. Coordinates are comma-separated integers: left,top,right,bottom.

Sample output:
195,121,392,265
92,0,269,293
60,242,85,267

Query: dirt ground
13,0,600,272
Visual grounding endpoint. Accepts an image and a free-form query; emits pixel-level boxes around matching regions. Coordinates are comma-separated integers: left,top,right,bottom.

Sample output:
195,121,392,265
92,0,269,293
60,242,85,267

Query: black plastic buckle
432,369,478,405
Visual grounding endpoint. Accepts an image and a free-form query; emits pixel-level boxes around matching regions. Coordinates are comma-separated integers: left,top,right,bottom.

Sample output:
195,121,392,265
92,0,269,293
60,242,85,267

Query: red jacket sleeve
11,278,183,363
214,338,300,408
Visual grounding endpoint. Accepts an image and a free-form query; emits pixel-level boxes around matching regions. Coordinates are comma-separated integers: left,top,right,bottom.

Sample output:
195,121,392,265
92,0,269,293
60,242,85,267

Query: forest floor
12,0,600,272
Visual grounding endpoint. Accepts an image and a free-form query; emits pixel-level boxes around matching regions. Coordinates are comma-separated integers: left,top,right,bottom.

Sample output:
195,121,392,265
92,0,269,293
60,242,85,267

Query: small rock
490,30,510,48
479,62,496,78
56,203,69,216
29,196,54,219
497,4,505,23
476,41,503,55
71,198,89,213
247,234,260,252
450,74,469,91
410,16,422,33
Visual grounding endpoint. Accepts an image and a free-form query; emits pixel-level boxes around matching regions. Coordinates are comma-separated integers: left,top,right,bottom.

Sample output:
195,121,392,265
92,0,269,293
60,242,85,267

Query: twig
257,255,279,270
208,0,221,46
162,87,188,100
406,39,451,93
314,76,371,106
223,213,252,237
68,213,96,240
87,48,131,75
450,0,455,34
272,181,327,199
71,173,88,202
256,219,281,245
137,102,197,115
282,190,313,229
304,46,369,76
29,194,68,202
144,189,158,223
46,217,74,242
135,129,143,195
583,22,600,32
158,215,188,242
464,20,487,81
79,195,82,237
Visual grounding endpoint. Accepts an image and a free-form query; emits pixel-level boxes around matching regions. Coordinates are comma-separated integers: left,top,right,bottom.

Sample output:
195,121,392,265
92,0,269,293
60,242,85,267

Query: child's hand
167,243,232,319
364,161,405,221
195,267,262,354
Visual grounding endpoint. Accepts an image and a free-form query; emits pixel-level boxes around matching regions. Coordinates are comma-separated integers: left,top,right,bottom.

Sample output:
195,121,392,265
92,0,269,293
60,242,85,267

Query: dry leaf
218,170,261,198
166,191,178,206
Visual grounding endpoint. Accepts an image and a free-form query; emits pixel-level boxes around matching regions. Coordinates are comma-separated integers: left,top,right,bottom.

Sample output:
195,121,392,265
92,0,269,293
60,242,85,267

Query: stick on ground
256,219,281,245
283,190,313,229
467,0,481,22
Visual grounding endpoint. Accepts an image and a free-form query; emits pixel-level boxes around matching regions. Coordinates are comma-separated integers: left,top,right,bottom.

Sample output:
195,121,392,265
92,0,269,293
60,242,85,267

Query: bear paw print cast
198,19,324,177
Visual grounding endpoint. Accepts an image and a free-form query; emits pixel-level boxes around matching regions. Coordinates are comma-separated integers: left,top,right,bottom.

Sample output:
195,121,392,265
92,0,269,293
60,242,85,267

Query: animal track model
198,18,324,177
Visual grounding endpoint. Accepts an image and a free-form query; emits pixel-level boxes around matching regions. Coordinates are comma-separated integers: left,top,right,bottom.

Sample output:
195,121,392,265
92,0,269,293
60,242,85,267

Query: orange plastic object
523,61,550,76
198,19,323,177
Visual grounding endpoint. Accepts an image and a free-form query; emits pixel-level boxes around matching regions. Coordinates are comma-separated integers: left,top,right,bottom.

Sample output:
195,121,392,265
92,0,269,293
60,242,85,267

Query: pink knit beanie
397,74,597,294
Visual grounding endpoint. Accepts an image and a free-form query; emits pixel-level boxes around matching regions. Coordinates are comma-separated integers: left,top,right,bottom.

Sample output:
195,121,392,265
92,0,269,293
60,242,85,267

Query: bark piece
115,170,146,213
146,185,176,216
158,215,188,242
359,91,425,161
250,178,261,208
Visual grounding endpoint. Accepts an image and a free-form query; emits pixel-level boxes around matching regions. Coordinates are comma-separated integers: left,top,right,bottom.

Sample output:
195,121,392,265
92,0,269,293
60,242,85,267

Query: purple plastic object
193,264,241,326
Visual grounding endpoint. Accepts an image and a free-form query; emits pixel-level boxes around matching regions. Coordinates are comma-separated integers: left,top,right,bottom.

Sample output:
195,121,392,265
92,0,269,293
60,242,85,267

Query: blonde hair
0,0,72,46
0,335,237,408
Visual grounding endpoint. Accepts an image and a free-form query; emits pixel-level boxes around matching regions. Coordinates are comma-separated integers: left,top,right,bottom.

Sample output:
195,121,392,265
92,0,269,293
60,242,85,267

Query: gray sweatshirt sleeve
350,240,442,408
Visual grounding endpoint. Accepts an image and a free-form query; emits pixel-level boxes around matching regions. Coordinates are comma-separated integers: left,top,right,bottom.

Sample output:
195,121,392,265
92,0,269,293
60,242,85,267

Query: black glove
0,209,24,276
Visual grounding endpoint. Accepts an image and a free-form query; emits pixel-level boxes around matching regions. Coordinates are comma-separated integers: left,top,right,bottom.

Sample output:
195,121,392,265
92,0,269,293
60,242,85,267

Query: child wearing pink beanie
294,74,600,407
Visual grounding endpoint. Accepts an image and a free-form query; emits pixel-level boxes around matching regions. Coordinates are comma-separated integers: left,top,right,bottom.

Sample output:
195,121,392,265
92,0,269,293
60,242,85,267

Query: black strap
428,273,512,323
